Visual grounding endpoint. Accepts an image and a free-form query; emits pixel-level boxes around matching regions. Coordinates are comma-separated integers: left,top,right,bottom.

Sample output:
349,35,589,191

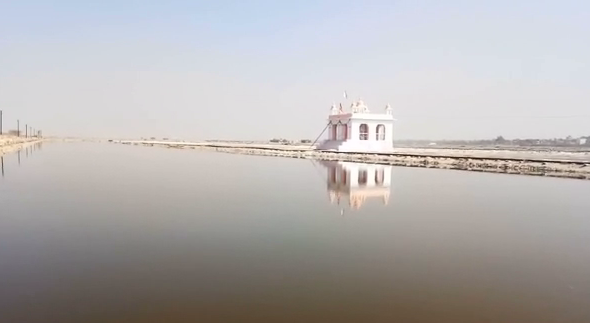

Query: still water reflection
1,142,43,177
319,160,392,212
1,142,590,323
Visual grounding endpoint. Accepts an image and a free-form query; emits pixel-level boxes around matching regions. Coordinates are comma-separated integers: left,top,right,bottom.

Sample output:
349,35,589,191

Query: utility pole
26,124,28,138
0,110,3,135
17,120,20,137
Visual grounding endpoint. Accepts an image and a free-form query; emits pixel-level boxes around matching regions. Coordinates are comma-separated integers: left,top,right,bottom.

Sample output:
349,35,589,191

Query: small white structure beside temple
316,98,395,153
320,160,392,210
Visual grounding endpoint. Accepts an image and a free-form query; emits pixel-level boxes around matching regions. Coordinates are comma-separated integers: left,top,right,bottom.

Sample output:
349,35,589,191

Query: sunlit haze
1,0,589,140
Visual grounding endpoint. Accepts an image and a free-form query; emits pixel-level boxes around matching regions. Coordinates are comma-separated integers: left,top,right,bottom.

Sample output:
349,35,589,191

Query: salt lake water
1,142,590,322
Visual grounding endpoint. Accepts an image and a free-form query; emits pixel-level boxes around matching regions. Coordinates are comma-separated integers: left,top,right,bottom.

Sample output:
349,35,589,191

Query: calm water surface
1,142,590,323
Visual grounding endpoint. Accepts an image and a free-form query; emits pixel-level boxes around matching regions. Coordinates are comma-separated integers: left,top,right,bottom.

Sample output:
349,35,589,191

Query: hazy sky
1,0,589,140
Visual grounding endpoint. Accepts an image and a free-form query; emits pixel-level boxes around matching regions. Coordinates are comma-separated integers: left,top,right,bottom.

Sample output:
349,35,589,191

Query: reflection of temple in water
320,161,392,210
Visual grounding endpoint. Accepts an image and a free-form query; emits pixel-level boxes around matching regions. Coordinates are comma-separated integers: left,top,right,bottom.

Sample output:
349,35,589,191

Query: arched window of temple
341,124,348,140
375,169,384,185
376,124,386,141
359,124,369,140
358,170,368,186
331,124,338,140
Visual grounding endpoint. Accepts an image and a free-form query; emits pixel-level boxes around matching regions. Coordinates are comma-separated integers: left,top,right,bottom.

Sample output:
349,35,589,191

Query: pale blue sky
1,0,589,140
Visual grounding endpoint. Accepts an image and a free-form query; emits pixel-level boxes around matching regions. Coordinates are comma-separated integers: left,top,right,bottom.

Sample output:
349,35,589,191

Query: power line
310,122,331,147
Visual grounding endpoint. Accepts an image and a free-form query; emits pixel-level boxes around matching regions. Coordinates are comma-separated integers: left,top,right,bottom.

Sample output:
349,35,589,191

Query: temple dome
354,98,369,112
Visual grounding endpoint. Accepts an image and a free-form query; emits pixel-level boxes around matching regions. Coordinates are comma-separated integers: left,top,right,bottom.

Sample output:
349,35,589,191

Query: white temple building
316,98,395,153
320,160,392,211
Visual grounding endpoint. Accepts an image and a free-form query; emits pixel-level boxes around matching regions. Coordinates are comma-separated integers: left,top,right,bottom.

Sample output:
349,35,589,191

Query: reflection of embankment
1,141,43,178
0,137,43,157
113,141,590,180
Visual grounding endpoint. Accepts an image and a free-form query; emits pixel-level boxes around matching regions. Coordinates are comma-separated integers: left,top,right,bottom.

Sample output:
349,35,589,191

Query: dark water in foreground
1,143,590,323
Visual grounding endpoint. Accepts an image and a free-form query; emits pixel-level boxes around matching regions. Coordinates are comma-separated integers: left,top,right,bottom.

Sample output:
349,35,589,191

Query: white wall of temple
339,118,394,152
348,119,393,142
320,101,396,153
324,118,393,150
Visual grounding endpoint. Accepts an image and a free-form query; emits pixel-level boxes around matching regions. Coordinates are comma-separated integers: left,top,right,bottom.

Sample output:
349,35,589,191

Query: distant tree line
395,135,590,147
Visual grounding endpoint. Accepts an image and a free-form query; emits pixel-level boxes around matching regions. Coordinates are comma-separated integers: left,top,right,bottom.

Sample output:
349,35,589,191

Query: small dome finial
330,102,339,115
385,103,393,115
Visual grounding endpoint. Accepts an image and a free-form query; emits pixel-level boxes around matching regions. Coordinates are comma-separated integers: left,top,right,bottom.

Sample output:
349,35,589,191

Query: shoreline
115,140,590,180
0,136,44,156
